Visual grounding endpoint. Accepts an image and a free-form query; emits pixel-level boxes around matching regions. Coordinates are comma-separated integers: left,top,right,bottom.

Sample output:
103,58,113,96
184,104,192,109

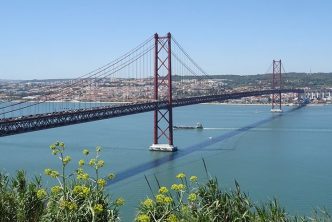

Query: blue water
1,104,332,220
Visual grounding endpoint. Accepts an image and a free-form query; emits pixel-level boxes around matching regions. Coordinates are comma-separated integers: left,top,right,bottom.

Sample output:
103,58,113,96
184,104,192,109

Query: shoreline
201,103,270,106
201,102,330,106
1,100,330,107
0,100,131,104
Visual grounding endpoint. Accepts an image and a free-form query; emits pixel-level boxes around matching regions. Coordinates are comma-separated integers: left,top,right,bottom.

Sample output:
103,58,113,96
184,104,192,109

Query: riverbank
2,100,331,106
202,102,331,106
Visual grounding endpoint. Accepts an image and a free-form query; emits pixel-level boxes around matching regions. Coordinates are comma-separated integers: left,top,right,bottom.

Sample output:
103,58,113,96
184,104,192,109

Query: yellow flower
167,214,178,222
51,186,62,194
108,173,115,180
50,170,60,178
36,189,47,199
171,184,178,191
189,175,198,183
63,156,71,165
97,178,106,187
59,142,65,148
97,160,105,168
82,173,89,180
176,172,186,179
177,184,185,191
49,144,56,150
158,186,168,194
78,159,85,166
115,197,125,206
60,200,77,211
136,214,150,222
142,198,154,208
44,168,52,176
67,201,77,210
83,149,89,155
52,149,59,155
89,158,96,166
171,183,186,191
73,185,90,197
164,196,173,204
155,194,166,203
77,172,89,180
188,193,197,202
73,185,82,194
94,204,103,213
82,186,90,195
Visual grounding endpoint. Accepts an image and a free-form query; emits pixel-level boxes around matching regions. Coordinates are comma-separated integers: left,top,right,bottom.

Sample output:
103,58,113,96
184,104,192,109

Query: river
0,104,331,220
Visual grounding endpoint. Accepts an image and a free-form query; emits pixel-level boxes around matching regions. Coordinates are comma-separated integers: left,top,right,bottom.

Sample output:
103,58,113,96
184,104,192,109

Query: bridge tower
271,60,283,112
150,33,177,152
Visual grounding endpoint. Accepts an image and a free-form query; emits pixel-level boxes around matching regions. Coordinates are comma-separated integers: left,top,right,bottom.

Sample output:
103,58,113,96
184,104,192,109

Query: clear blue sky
0,0,331,79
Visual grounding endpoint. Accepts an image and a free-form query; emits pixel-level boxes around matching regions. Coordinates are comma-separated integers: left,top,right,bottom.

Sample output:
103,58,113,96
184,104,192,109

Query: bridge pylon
149,33,177,152
271,60,283,113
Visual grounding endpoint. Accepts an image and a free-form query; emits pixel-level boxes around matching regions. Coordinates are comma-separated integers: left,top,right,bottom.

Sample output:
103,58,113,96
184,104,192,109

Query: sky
0,0,331,79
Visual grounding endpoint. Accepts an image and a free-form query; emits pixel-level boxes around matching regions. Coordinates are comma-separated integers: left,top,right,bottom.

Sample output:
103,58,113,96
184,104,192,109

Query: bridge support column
150,32,177,152
271,60,283,113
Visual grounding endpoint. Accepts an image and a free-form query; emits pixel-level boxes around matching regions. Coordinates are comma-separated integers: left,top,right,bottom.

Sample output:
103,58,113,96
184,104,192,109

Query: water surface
0,104,331,220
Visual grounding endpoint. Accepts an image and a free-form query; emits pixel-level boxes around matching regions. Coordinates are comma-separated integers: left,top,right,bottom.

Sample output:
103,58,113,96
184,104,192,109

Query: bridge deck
0,89,304,137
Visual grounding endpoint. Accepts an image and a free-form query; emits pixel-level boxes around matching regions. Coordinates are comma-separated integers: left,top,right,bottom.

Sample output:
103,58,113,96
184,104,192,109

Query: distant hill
174,72,332,89
1,72,332,89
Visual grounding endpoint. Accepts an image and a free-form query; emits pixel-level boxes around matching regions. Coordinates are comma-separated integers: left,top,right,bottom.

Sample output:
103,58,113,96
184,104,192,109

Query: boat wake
203,127,332,133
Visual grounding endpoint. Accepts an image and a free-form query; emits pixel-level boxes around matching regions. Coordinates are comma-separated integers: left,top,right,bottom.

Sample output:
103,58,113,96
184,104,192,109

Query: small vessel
270,108,283,113
173,122,203,130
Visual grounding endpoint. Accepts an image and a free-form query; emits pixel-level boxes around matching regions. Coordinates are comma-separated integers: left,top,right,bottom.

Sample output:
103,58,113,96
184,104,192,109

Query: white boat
271,108,283,113
173,122,203,130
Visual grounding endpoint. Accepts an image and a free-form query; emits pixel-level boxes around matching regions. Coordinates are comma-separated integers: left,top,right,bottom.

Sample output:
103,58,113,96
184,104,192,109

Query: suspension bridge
0,33,304,151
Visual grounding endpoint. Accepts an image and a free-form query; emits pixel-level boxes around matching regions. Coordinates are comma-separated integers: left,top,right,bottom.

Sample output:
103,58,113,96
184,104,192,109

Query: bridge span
0,89,303,138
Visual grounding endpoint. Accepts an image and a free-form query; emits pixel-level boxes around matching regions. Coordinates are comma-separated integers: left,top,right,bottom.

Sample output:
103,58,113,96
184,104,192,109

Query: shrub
41,142,123,222
136,173,331,222
0,142,123,222
0,170,44,222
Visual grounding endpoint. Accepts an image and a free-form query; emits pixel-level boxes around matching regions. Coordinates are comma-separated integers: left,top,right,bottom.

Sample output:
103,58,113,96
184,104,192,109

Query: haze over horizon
0,0,331,80
1,71,332,82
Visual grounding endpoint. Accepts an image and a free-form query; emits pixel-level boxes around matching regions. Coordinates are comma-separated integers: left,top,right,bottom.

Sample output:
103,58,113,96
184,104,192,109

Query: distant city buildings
0,77,331,104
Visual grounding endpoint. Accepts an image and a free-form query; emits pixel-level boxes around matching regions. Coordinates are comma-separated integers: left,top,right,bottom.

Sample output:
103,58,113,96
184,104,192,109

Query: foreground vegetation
0,142,122,222
136,174,330,222
0,142,330,222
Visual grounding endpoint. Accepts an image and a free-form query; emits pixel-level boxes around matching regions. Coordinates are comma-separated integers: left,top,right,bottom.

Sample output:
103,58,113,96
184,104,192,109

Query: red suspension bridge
0,33,304,151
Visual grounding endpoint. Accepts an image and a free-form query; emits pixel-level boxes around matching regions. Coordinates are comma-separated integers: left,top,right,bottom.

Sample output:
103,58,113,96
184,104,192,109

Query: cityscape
1,74,332,105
